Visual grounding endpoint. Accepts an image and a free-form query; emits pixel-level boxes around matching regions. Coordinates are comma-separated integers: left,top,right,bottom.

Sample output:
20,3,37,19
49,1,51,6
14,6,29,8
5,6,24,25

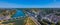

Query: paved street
29,17,41,25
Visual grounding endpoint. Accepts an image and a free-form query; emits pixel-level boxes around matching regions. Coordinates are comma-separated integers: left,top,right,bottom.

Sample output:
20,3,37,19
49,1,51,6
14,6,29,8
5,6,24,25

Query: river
12,10,25,18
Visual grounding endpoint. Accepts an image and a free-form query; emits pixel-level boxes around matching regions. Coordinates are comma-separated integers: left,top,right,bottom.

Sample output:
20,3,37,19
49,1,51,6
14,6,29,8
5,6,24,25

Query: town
0,8,60,25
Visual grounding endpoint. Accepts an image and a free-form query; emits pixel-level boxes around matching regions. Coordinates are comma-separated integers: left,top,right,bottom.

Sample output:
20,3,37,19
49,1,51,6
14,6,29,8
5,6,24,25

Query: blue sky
0,0,60,8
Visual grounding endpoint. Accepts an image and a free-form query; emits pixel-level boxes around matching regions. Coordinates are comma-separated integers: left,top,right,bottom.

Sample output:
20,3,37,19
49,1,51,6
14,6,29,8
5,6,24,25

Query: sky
0,0,60,8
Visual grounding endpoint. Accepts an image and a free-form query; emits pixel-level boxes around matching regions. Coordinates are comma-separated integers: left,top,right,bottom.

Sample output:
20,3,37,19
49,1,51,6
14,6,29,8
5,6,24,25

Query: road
29,17,41,25
23,10,41,25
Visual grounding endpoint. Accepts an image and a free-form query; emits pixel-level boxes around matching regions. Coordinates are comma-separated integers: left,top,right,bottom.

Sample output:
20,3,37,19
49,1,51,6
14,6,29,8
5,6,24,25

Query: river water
12,10,25,18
